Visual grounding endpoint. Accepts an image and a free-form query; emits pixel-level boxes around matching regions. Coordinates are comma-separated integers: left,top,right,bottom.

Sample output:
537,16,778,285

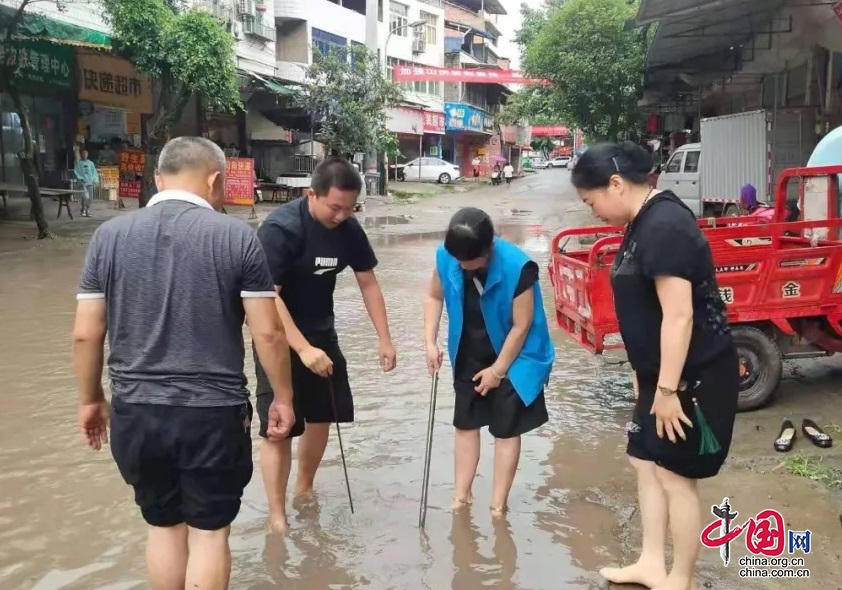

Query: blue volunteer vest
436,237,555,405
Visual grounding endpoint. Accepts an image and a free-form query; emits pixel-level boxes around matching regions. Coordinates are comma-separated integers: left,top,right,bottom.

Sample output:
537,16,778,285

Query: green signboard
0,38,76,92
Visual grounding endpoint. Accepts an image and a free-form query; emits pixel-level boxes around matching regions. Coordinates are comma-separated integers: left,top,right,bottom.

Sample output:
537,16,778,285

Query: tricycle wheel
732,325,782,411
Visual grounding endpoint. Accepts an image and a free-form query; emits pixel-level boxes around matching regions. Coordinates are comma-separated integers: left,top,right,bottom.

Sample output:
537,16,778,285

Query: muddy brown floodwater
1,173,841,589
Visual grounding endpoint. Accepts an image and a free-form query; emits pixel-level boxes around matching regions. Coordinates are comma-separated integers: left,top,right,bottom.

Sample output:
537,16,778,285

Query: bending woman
422,207,555,514
572,142,738,590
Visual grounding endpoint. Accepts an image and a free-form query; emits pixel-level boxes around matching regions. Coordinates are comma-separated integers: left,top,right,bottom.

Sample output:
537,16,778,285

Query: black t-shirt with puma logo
257,197,378,333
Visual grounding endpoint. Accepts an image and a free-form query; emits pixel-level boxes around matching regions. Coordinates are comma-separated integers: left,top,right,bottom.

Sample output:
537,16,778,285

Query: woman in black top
571,142,739,590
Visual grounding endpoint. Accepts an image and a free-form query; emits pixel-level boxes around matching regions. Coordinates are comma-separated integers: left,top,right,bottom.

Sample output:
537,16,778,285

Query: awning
0,4,111,48
640,0,786,70
249,72,301,99
443,21,497,41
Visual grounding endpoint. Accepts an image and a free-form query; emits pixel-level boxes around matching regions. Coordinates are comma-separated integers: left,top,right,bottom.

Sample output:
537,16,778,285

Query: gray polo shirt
77,189,276,407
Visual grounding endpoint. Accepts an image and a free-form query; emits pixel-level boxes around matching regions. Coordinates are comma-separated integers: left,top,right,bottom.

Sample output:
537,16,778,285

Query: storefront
0,38,77,186
498,123,533,172
386,106,446,177
443,101,495,177
75,49,153,167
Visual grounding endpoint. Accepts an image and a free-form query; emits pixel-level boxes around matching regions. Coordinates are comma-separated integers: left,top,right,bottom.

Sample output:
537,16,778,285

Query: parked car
532,158,549,169
547,156,571,168
396,157,462,184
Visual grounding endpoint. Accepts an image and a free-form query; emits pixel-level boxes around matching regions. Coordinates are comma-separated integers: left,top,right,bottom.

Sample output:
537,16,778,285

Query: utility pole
365,0,380,179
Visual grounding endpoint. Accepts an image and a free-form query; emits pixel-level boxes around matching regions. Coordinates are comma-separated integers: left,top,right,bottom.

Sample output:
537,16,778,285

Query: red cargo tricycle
549,165,842,411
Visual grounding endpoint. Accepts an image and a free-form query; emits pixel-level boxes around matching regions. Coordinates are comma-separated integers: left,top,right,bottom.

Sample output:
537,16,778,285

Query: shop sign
77,51,154,114
422,110,445,134
445,102,493,134
225,158,255,207
118,150,146,199
0,38,75,91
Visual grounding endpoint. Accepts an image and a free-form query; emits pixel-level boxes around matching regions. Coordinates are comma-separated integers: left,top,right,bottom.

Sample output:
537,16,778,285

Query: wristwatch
657,385,678,396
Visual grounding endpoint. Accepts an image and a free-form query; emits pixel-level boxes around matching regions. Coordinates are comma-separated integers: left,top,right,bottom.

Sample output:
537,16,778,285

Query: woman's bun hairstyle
571,141,653,190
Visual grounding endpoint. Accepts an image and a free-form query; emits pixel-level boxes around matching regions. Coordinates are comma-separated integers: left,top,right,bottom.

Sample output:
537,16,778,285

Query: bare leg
652,467,701,590
599,457,668,588
453,428,480,508
490,436,521,514
184,527,232,590
146,524,188,590
296,422,330,496
260,437,292,532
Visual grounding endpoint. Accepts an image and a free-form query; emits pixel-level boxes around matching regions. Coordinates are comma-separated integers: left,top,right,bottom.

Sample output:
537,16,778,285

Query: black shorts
627,347,739,480
109,397,253,530
254,330,353,440
453,378,548,439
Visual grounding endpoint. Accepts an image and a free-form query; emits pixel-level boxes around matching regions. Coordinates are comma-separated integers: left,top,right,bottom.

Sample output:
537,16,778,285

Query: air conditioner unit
238,0,254,14
412,37,426,54
231,20,243,39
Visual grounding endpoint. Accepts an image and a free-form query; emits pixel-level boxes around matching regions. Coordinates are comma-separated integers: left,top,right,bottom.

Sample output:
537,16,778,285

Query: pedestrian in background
503,161,514,186
571,141,738,590
423,207,554,515
72,136,295,590
74,148,99,217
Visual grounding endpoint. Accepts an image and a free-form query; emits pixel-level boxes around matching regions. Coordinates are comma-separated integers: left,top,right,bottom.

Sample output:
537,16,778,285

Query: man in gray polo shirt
71,136,294,590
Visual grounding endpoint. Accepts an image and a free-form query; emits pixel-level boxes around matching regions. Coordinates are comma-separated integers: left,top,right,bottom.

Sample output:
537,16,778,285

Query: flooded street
2,171,841,589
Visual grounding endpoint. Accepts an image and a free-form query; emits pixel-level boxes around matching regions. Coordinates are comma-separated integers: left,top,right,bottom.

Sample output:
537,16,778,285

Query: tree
530,136,555,159
299,44,402,158
98,0,241,205
0,0,72,238
519,0,648,141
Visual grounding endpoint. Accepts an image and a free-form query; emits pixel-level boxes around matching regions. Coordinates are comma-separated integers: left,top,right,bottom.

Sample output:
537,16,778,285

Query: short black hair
311,156,363,197
570,141,653,190
444,207,495,261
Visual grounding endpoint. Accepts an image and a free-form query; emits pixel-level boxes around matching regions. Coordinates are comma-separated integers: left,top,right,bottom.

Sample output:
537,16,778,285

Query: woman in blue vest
423,207,555,515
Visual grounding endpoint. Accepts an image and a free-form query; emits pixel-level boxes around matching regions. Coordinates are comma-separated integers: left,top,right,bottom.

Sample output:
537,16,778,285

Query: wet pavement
1,169,841,589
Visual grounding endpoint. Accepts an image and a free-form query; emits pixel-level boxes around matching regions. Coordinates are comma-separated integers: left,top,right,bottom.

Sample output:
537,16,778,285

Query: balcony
242,16,276,42
195,0,234,23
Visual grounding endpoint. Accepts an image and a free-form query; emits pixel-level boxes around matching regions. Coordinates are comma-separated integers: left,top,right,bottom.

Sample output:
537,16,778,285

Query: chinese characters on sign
422,110,445,134
444,102,494,133
118,151,146,199
0,39,75,91
393,66,546,85
700,498,811,579
77,51,154,113
224,158,255,207
718,287,734,305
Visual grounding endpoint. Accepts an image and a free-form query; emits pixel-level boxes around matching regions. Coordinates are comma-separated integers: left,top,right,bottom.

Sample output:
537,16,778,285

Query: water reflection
0,210,638,590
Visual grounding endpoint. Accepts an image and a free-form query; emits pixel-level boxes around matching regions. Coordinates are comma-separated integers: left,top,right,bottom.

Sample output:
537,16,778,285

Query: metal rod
327,377,354,514
418,371,439,529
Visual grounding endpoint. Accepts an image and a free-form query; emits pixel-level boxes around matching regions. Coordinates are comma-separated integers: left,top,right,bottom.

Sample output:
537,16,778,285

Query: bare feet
651,575,694,590
599,562,667,589
451,495,473,510
269,515,289,533
490,505,507,518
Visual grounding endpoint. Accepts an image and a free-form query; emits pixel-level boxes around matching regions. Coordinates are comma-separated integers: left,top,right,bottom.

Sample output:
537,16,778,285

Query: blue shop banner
445,102,494,133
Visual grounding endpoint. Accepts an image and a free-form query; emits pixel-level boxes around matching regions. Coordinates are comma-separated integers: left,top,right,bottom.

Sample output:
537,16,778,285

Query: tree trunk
9,84,50,238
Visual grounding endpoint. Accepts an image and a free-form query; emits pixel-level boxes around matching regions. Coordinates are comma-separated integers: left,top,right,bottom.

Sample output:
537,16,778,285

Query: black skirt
627,346,739,479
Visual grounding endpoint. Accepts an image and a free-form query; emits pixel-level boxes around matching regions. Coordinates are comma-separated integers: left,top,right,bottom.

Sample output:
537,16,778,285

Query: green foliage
497,86,561,126
299,45,402,157
98,0,241,128
530,136,555,158
519,0,647,141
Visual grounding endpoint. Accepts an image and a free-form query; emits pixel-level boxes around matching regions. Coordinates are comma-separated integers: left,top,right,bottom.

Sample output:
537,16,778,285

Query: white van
656,143,741,217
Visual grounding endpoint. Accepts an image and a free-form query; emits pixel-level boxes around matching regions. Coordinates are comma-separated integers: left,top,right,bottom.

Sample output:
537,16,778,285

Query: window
683,150,700,173
420,11,437,45
665,151,684,174
387,57,441,97
390,2,409,37
378,0,383,22
312,28,347,61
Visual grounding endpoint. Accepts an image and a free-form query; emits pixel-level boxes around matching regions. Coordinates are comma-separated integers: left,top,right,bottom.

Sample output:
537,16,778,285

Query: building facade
440,0,512,176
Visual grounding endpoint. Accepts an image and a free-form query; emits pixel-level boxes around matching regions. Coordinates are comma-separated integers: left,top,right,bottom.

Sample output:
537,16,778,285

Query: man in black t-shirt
254,157,397,531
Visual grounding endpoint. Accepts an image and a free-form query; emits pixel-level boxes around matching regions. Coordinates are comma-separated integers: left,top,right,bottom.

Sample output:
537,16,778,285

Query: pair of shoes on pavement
774,419,833,452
